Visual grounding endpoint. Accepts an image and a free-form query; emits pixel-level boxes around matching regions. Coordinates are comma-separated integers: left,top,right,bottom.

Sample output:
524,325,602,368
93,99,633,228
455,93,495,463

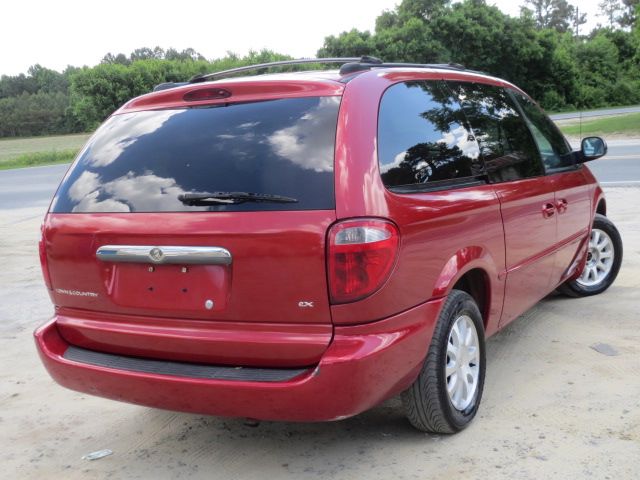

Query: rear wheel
402,290,486,433
558,214,622,298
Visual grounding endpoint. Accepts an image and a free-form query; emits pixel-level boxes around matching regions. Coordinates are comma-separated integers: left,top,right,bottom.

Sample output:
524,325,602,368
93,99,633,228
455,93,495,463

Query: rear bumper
34,298,443,422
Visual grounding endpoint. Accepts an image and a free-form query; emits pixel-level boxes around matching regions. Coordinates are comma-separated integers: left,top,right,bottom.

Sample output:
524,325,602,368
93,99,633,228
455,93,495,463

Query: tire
402,289,486,433
558,214,622,298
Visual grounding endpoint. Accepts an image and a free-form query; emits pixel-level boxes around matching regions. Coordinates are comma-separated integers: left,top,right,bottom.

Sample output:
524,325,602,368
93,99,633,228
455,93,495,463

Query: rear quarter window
51,96,340,213
377,80,484,192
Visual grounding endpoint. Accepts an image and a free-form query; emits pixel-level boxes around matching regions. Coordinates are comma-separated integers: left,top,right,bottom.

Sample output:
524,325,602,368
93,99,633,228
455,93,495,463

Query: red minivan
35,58,622,433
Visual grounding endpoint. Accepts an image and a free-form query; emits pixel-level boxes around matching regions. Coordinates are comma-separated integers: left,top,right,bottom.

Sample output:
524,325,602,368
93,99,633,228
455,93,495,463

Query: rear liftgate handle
96,245,232,265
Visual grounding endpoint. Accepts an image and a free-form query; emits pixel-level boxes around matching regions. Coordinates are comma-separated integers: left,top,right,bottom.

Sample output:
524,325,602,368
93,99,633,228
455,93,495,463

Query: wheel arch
451,269,491,330
431,247,501,332
593,185,606,219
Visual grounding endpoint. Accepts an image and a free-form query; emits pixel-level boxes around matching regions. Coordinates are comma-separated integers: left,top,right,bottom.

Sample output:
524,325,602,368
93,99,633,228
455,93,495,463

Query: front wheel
402,289,486,433
558,214,623,297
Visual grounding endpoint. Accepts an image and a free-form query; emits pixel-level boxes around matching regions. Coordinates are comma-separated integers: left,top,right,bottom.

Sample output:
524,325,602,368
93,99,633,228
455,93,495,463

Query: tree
318,30,376,58
522,0,585,33
396,0,450,21
130,47,157,62
69,50,290,130
0,91,77,137
27,64,68,93
619,0,639,27
317,0,640,111
101,53,130,65
571,5,588,36
598,0,623,27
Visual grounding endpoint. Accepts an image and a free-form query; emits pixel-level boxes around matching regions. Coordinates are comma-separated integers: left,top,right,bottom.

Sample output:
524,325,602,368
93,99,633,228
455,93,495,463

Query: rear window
51,96,340,213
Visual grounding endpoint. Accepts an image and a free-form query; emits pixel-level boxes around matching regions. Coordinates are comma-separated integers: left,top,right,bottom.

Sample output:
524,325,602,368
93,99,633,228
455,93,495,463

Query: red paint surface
36,298,443,421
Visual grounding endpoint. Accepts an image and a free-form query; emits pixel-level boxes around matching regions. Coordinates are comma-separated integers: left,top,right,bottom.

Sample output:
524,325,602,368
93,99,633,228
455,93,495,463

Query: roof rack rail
151,57,476,91
338,61,468,76
189,57,377,83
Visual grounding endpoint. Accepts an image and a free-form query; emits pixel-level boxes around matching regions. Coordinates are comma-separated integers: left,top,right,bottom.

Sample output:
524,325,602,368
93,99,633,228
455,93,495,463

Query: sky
0,0,607,76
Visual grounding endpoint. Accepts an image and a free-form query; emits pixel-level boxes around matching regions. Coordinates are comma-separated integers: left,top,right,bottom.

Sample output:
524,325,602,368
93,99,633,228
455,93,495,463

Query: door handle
542,203,556,218
556,198,568,213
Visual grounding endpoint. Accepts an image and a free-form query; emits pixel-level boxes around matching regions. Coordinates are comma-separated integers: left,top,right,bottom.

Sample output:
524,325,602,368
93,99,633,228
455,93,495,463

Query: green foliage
69,49,291,129
318,30,375,58
318,0,640,112
0,49,291,136
0,91,78,137
1,5,640,140
69,59,210,129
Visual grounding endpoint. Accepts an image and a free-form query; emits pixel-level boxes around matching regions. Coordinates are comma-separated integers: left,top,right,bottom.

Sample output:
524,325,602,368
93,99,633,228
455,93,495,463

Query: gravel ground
1,187,638,480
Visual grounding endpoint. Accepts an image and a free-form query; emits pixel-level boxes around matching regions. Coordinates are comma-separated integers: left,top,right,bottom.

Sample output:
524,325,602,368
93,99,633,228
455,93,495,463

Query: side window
510,91,575,172
377,80,484,191
446,81,545,183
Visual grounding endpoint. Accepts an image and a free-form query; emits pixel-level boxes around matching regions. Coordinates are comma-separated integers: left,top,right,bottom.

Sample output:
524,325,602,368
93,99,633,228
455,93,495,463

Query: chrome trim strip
96,245,232,265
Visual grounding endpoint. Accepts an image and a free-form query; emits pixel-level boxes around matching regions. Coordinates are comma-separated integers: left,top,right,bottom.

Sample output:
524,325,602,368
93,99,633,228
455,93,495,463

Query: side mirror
578,136,607,163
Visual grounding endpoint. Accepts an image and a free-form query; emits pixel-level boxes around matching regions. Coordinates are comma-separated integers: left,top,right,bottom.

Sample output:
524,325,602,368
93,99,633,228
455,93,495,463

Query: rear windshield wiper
178,191,299,205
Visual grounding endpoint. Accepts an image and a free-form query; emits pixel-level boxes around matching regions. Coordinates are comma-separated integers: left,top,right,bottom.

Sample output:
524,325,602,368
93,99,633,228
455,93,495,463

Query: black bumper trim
63,346,309,382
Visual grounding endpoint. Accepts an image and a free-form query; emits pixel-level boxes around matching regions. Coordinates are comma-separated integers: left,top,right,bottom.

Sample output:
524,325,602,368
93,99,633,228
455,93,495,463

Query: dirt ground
1,188,638,480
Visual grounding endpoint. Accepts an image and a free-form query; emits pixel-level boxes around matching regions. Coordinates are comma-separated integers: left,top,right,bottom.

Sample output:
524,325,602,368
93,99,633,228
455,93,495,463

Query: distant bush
0,49,291,137
0,91,79,137
69,50,292,130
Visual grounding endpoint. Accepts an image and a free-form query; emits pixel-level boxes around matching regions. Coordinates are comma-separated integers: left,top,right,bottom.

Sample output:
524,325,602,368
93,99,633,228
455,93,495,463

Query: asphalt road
0,163,68,210
584,140,640,185
1,140,638,211
550,105,640,120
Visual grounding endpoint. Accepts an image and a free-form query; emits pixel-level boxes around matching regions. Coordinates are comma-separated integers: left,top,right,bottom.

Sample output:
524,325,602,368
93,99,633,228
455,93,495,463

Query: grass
547,104,640,116
0,149,79,170
558,112,640,137
0,133,90,170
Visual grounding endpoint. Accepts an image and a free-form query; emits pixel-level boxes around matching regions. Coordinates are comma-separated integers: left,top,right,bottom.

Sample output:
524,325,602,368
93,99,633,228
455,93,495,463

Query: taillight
328,219,400,304
38,224,52,290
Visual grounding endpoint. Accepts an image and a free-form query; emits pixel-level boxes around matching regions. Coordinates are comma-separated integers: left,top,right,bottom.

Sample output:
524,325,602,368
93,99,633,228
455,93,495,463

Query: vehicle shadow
78,291,625,479
98,397,443,479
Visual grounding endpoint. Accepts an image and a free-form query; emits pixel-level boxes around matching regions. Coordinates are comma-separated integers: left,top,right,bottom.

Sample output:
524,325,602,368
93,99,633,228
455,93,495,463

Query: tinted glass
446,81,544,183
51,96,340,213
378,81,483,190
511,91,575,171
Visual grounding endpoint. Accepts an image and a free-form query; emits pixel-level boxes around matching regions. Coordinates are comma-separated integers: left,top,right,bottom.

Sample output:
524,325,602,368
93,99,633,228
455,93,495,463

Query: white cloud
268,96,340,172
70,171,189,212
86,110,183,167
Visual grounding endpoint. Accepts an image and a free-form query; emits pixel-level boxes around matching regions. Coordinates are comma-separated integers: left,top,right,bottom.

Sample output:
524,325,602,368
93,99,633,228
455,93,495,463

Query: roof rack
338,60,468,76
188,56,471,84
189,57,369,83
153,57,473,91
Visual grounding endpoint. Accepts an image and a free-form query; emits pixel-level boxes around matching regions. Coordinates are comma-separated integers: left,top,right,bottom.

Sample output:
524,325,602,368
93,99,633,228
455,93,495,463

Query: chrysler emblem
149,247,164,263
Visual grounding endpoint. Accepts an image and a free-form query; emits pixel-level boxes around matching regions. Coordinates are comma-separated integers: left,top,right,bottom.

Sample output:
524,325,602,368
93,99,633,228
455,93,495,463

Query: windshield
51,96,340,213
